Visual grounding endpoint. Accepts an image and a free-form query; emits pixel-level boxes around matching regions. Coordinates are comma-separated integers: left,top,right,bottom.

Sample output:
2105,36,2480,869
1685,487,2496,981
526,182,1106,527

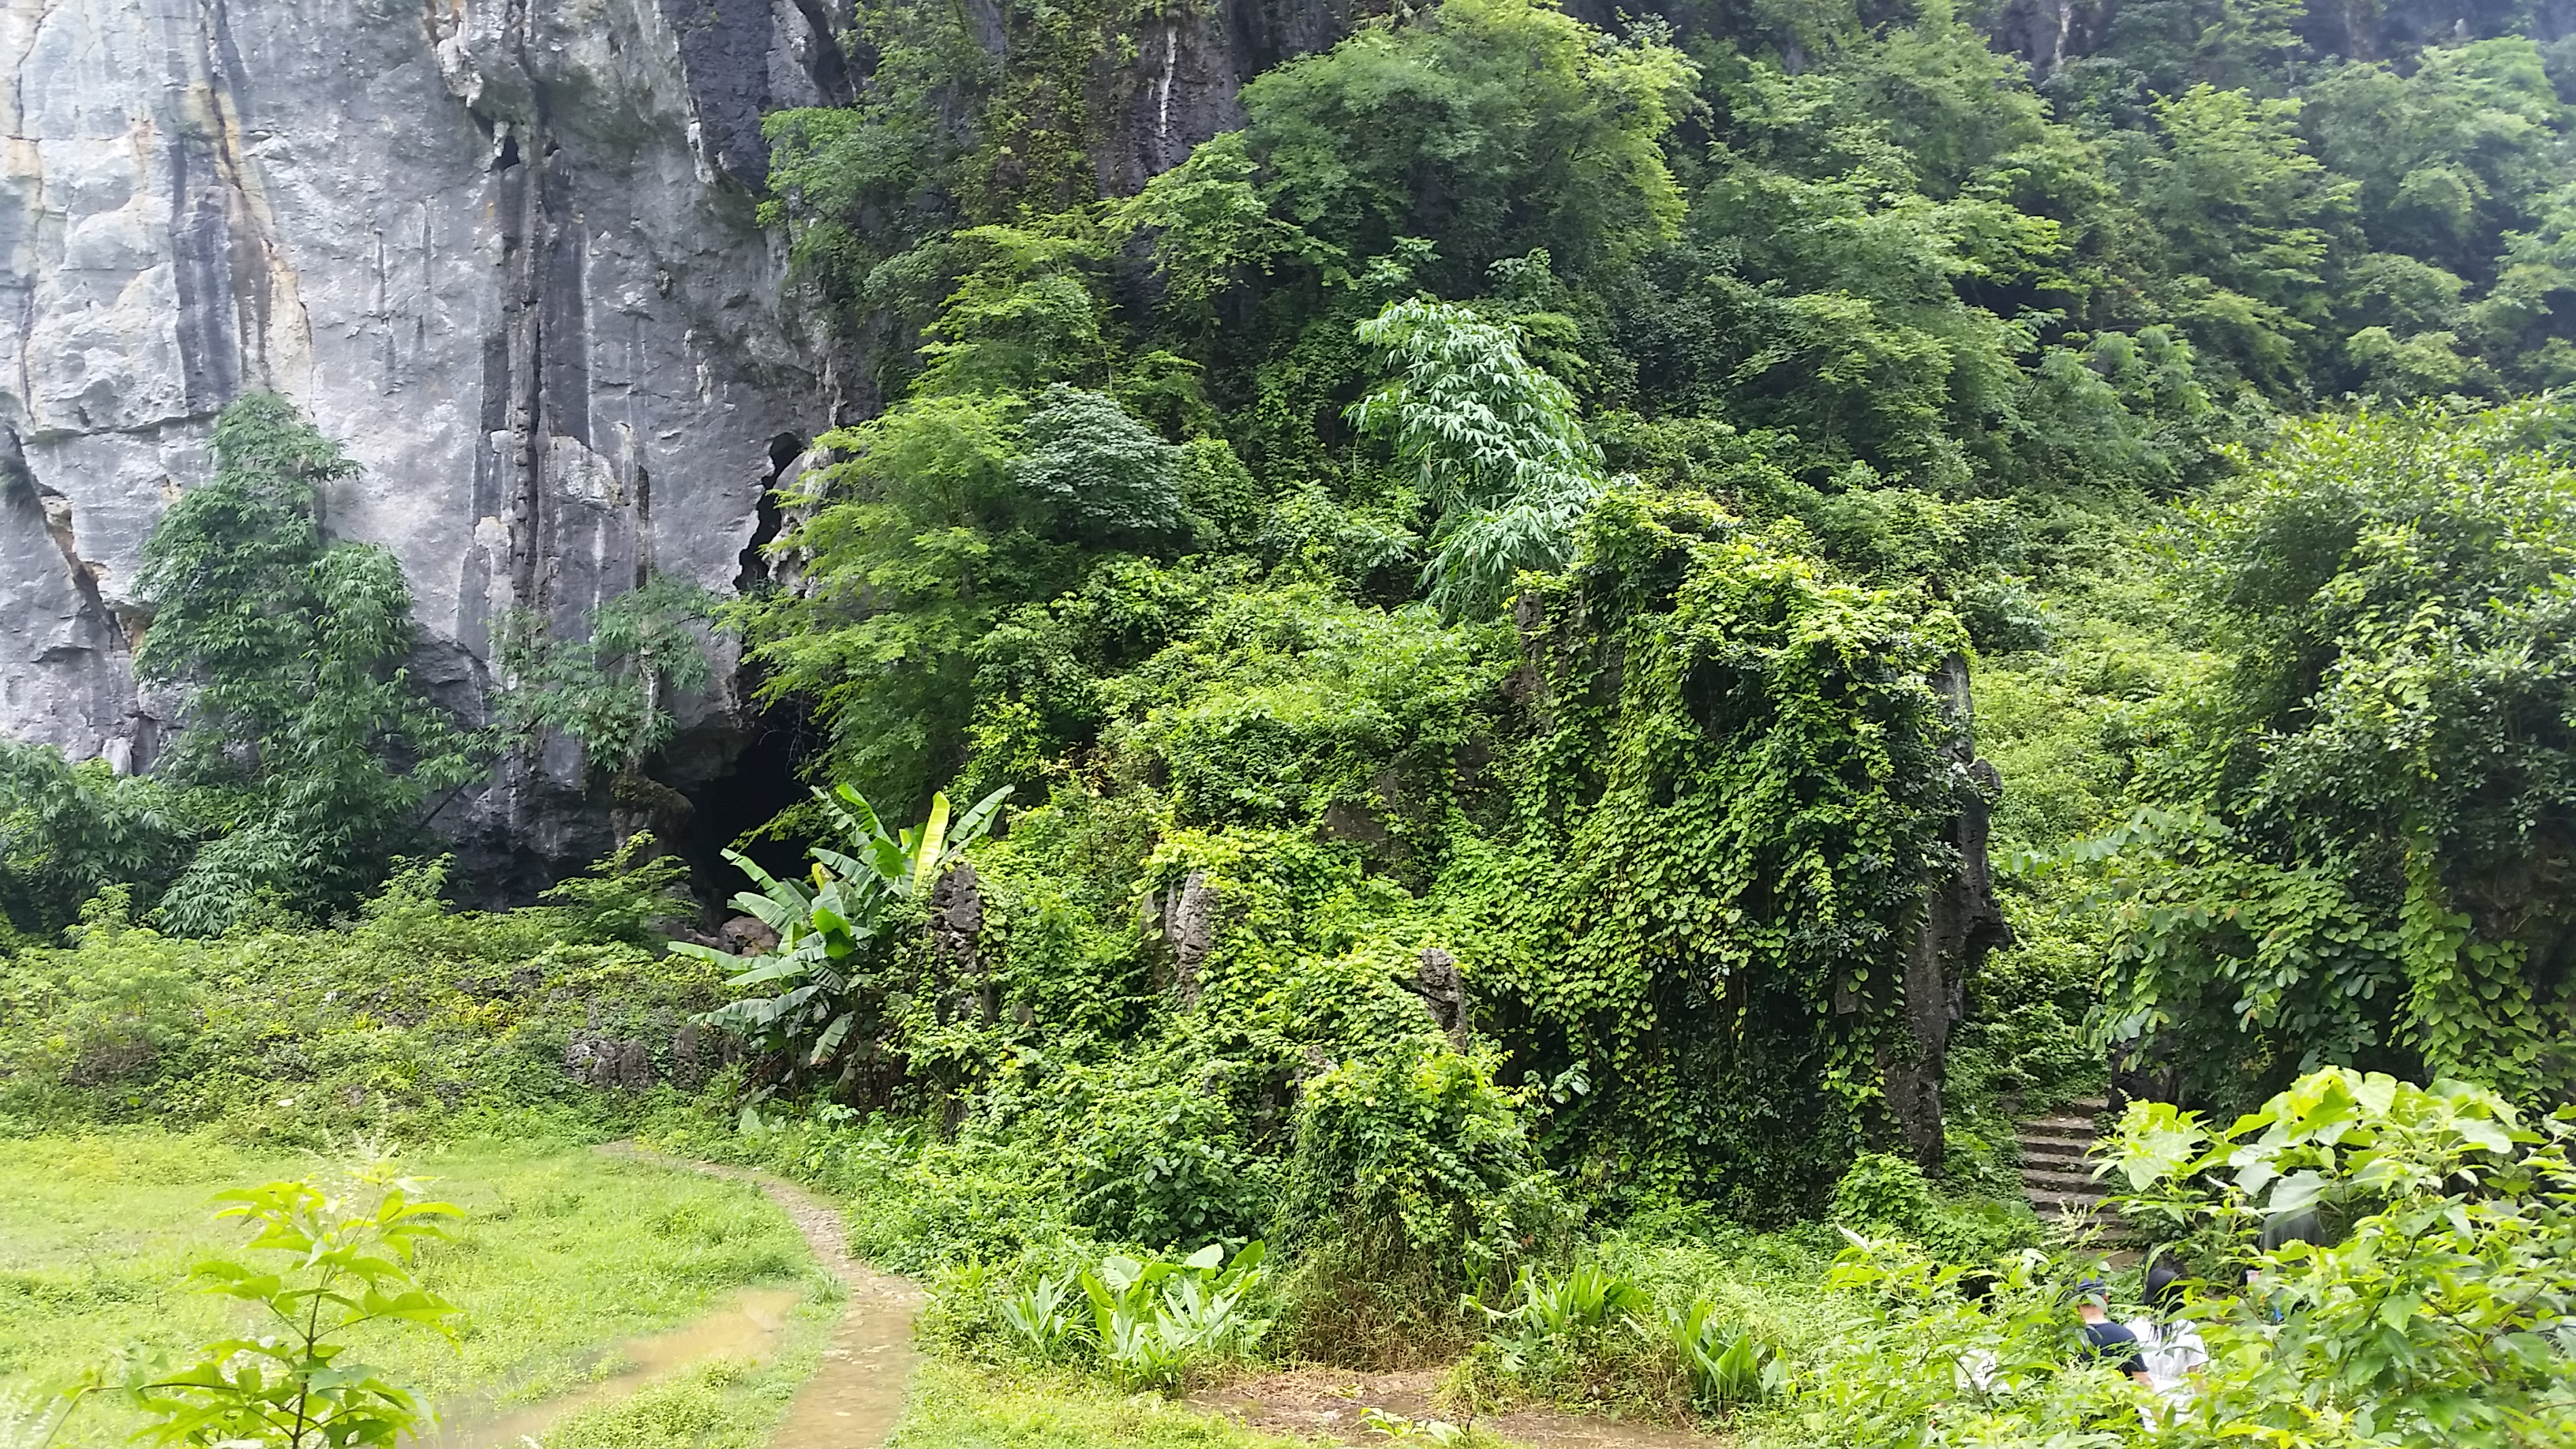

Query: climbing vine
1470,489,1982,1212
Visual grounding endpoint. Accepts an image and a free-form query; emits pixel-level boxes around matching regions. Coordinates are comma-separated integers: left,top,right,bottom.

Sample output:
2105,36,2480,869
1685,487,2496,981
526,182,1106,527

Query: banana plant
679,784,1011,1073
811,782,1011,898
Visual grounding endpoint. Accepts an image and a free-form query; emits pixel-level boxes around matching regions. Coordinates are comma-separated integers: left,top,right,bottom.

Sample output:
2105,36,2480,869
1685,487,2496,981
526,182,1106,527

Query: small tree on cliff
134,394,483,933
491,574,722,844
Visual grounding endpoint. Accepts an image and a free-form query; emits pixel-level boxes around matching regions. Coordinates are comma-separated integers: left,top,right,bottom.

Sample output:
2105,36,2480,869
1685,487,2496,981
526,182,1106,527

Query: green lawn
0,1129,1379,1448
0,1129,833,1447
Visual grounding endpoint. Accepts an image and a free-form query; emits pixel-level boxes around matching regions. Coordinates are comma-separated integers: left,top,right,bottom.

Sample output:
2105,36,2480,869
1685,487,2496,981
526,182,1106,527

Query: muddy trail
1195,1370,1727,1448
423,1147,1713,1448
427,1148,922,1449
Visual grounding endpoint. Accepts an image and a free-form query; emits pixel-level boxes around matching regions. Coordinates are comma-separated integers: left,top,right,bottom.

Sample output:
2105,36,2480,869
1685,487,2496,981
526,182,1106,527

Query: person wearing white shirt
2124,1256,2209,1416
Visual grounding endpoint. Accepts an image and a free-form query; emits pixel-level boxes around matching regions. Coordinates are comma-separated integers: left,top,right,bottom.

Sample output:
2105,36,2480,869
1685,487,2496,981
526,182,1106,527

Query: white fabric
2123,1315,2208,1405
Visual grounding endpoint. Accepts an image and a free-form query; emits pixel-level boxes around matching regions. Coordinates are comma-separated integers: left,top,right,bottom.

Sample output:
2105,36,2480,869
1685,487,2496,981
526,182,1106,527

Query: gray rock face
0,0,852,886
0,0,1346,895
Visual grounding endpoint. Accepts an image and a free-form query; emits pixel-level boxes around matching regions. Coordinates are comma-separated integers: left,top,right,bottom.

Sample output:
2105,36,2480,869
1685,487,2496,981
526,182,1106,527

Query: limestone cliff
0,0,1312,895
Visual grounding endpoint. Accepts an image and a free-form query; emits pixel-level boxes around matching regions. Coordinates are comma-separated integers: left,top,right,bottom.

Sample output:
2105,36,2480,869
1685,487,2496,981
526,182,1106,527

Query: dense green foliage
2092,399,2576,1107
28,0,2576,1437
494,576,722,788
1784,1069,2576,1447
0,853,715,1140
129,396,484,934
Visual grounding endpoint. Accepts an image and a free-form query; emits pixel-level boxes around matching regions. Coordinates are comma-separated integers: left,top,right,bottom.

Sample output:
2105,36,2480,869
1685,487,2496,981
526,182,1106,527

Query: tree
131,395,483,934
2099,399,2576,1105
121,1164,462,1448
0,741,190,936
1347,298,1607,618
493,575,722,837
1224,0,1695,294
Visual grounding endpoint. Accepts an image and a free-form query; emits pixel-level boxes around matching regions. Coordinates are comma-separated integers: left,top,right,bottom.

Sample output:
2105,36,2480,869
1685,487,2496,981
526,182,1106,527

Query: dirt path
426,1286,805,1447
603,1146,926,1449
1190,1369,1726,1448
437,1144,1705,1449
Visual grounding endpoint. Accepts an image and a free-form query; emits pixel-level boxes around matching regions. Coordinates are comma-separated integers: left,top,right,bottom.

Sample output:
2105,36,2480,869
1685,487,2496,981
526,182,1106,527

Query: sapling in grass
17,1162,466,1447
103,1159,465,1449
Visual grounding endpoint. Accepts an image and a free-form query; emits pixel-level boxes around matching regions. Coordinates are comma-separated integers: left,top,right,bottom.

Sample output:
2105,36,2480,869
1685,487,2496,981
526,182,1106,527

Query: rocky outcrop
0,0,1352,897
0,0,867,891
1881,653,2012,1172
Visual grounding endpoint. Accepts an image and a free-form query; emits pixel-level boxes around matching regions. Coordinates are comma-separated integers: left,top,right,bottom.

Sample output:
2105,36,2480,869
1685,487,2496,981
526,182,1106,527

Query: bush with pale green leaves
1759,1067,2576,1447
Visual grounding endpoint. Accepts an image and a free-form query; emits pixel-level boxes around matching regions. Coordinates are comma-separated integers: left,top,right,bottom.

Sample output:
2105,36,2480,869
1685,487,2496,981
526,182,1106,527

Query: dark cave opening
670,708,815,923
667,432,815,923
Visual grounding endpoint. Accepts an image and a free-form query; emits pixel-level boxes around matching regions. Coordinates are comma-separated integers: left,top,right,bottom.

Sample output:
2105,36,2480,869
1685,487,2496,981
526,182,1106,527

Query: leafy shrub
2100,1068,2576,1446
1784,1069,2576,1447
2099,400,2576,1106
0,743,192,938
1046,1044,1281,1250
131,395,485,934
1078,1241,1272,1390
1009,385,1185,541
998,1271,1086,1361
1664,1299,1785,1410
679,784,1008,1091
1828,1152,2038,1265
1788,1236,2140,1444
0,889,202,1092
493,575,722,786
1467,1263,1648,1372
0,856,722,1140
1277,1041,1567,1299
1347,297,1607,617
977,1241,1273,1391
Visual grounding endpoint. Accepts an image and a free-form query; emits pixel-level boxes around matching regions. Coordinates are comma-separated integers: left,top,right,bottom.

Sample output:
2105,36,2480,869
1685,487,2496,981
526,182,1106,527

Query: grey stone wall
0,0,849,886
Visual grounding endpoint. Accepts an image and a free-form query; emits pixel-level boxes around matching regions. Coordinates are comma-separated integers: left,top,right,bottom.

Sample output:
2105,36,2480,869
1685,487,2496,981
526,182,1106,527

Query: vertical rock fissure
1882,653,2011,1170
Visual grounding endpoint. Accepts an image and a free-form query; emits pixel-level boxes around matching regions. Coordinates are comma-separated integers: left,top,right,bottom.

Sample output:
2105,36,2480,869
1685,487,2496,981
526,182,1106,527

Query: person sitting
2124,1256,2210,1413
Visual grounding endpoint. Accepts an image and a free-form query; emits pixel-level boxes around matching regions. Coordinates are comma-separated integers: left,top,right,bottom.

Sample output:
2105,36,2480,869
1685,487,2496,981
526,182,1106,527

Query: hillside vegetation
9,0,2576,1443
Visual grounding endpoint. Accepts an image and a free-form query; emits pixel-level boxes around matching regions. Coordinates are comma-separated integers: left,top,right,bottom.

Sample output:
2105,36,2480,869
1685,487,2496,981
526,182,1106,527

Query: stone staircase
2016,1098,2121,1226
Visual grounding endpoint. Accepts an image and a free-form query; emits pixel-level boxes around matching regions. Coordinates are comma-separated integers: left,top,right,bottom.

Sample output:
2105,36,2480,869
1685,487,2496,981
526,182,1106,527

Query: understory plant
1779,1068,2576,1447
990,1241,1272,1390
38,1161,467,1448
2100,1068,2576,1447
679,784,1009,1091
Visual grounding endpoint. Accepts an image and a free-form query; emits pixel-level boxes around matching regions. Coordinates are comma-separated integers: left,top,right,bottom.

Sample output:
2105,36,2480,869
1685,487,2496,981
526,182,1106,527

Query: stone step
2028,1189,2125,1216
2019,1165,2106,1193
2016,1102,2118,1223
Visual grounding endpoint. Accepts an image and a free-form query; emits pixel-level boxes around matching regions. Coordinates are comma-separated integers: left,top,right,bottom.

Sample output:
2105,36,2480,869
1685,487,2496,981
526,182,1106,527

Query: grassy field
0,1128,835,1447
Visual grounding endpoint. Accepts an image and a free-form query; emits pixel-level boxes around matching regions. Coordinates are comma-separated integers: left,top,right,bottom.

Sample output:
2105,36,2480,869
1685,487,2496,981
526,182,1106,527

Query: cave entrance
667,431,818,923
669,705,815,924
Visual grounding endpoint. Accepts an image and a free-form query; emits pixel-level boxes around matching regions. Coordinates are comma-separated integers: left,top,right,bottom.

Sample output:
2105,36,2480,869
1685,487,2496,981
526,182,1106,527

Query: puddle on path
1193,1369,1725,1449
602,1145,926,1449
427,1286,801,1448
743,1171,923,1448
